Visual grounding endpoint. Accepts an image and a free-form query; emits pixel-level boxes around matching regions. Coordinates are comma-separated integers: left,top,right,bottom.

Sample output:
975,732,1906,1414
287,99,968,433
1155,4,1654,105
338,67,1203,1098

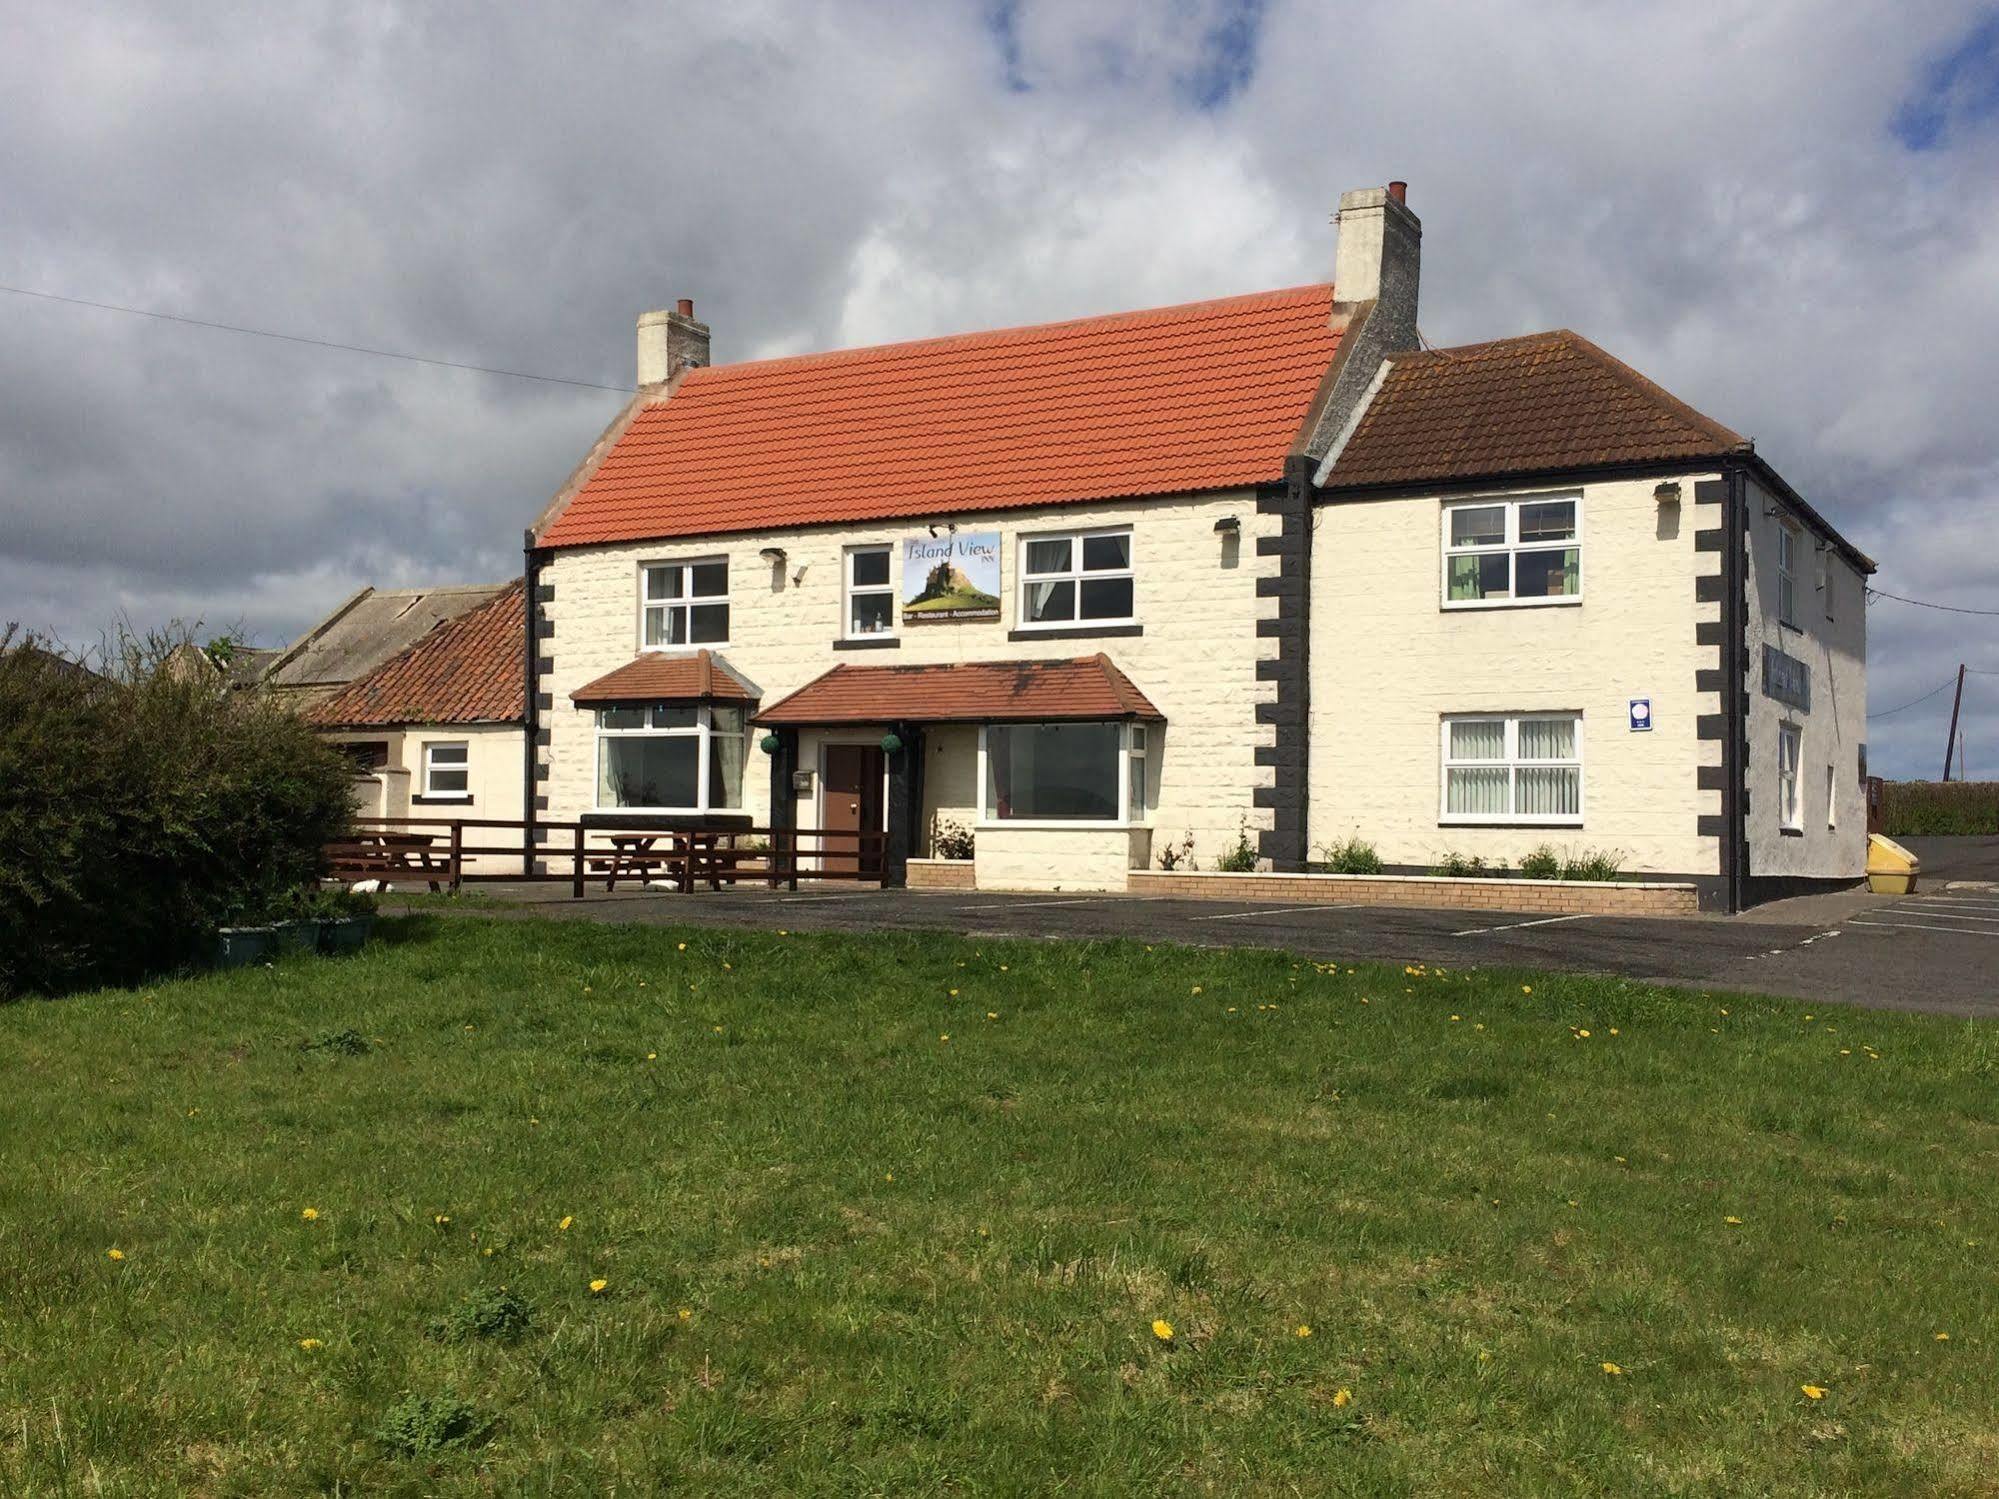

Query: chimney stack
1333,183,1420,313
636,299,711,388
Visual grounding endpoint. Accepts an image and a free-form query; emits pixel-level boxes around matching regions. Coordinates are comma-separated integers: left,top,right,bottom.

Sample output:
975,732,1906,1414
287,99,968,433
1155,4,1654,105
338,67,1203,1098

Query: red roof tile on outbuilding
753,655,1163,727
305,581,524,728
570,649,759,705
536,285,1341,549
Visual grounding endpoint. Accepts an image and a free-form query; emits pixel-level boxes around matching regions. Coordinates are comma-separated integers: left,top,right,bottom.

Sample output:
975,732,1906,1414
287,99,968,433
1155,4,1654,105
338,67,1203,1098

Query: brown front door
822,744,885,875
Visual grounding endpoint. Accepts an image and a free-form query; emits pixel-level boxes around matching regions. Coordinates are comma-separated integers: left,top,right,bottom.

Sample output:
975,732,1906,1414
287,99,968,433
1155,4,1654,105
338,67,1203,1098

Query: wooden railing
324,817,887,896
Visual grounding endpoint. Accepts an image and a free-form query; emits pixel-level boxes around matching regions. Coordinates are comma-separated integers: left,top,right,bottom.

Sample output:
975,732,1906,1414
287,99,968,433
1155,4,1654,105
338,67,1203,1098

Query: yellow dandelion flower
589,1278,609,1294
1522,985,1533,994
884,1172,893,1182
1191,985,1203,995
1295,1324,1312,1338
1451,1015,1461,1022
948,988,959,997
1801,1383,1825,1400
1151,1319,1174,1342
558,1216,573,1231
301,1207,319,1221
1332,1387,1353,1407
1576,1029,1591,1039
1935,1331,1950,1342
646,1052,656,1061
676,942,687,951
1724,1216,1743,1226
434,1214,450,1226
106,1248,125,1262
1601,1362,1623,1376
298,1337,323,1350
939,1034,950,1042
1474,1022,1486,1031
1608,1028,1620,1036
678,1307,692,1320
999,964,1009,971
986,1011,998,1020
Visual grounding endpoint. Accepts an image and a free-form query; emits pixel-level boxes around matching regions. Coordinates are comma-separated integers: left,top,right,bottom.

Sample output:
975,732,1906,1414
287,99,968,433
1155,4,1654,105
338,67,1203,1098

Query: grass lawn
3,915,1997,1495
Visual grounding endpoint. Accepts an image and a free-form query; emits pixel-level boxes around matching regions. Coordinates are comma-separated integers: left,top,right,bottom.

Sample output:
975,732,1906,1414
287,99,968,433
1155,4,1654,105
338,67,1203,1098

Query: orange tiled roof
305,581,523,728
570,648,759,705
1324,329,1749,490
754,655,1163,726
537,285,1341,549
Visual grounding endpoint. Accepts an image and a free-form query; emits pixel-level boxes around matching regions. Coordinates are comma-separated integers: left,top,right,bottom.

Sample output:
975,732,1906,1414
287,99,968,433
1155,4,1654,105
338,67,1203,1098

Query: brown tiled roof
1324,329,1750,490
305,581,523,728
754,655,1163,726
536,285,1342,548
570,649,759,705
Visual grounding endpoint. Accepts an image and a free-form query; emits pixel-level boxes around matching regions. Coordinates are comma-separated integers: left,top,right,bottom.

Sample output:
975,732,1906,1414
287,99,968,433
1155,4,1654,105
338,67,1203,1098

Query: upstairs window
421,741,469,799
1443,496,1580,607
844,546,894,637
1776,523,1798,627
1019,529,1134,628
642,559,729,648
1441,713,1582,824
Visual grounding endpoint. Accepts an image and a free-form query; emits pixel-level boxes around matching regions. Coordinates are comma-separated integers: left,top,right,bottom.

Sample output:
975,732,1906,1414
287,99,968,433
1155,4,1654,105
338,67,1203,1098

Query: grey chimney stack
1300,183,1424,461
636,299,711,388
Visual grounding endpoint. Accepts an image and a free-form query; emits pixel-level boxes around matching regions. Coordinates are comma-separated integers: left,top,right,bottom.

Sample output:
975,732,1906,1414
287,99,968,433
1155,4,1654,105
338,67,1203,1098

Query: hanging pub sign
901,531,1001,624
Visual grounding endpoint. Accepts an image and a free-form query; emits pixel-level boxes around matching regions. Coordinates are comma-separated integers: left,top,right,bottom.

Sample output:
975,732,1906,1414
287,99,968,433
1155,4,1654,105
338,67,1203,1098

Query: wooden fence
323,816,886,896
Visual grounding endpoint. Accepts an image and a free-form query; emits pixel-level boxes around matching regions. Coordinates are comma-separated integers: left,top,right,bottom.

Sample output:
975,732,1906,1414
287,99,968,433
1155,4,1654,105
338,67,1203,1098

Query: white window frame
1826,763,1837,831
1778,721,1803,831
1776,522,1799,629
1438,712,1585,826
420,740,470,800
1014,527,1136,631
843,544,896,640
1440,493,1583,610
639,556,730,652
592,703,748,815
975,721,1150,828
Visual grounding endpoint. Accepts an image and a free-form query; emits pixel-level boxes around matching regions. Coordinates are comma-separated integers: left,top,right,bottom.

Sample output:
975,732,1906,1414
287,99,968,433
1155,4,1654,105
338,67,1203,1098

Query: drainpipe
522,527,541,877
1719,467,1748,914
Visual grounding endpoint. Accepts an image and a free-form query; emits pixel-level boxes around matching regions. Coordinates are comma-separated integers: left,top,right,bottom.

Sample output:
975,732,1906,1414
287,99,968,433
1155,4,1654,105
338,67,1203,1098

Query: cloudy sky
4,0,1997,776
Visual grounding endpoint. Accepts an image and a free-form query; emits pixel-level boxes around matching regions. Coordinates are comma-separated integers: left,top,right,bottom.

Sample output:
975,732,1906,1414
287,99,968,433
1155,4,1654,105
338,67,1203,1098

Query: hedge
0,632,355,996
1876,780,1999,838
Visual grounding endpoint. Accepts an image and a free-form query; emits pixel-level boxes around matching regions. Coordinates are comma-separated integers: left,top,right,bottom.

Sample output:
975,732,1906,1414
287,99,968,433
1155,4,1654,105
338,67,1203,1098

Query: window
1441,714,1583,824
1778,723,1802,831
642,559,729,648
1019,529,1134,628
980,721,1147,823
1442,496,1580,606
421,741,469,798
1826,764,1837,830
595,704,746,812
1776,524,1798,627
844,546,894,637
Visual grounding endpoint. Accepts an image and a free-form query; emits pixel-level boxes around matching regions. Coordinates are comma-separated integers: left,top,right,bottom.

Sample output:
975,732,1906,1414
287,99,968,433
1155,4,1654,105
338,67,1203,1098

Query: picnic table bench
325,831,447,892
592,831,766,892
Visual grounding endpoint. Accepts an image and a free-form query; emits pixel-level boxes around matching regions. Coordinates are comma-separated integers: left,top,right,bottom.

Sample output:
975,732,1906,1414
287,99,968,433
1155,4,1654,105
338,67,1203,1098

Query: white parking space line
1451,913,1595,938
1884,906,1999,925
953,898,1101,911
1898,901,1999,916
1189,904,1340,922
1848,916,1999,938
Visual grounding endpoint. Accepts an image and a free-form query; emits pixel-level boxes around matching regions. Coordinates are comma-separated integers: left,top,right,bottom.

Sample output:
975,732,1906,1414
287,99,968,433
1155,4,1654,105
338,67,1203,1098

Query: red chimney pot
1386,181,1407,205
675,297,694,317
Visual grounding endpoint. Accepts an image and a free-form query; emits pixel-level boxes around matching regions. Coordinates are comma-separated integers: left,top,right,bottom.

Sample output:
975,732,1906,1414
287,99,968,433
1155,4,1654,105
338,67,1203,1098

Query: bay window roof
753,655,1163,727
570,648,758,706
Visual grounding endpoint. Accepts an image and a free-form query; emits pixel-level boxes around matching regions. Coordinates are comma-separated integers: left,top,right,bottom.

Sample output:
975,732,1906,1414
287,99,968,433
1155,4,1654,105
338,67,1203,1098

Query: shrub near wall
0,634,354,996
1878,781,1999,837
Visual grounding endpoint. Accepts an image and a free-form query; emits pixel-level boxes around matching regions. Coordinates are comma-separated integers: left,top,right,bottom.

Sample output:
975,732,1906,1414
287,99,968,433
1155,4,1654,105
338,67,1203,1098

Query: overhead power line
0,282,634,393
1868,674,1962,719
1867,586,1999,617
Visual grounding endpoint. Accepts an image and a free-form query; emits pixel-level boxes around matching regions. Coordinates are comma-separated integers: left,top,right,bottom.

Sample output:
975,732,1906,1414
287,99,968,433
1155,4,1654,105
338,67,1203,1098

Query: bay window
1443,496,1580,606
1441,713,1583,824
595,703,747,812
845,546,894,637
1019,529,1134,628
642,559,729,647
980,721,1148,823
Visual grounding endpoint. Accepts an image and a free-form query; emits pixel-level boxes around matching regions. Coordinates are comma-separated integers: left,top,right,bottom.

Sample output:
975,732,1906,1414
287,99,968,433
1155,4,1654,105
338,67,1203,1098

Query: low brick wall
907,858,976,891
1126,869,1698,917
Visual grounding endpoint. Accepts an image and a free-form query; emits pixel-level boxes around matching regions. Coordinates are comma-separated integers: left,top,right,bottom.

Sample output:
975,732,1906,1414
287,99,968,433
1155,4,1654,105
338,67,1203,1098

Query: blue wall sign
1629,698,1653,732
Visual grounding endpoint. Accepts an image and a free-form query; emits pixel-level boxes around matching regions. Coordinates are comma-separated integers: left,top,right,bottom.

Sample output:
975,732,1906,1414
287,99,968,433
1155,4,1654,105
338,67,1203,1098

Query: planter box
272,919,323,956
212,926,277,969
318,915,376,956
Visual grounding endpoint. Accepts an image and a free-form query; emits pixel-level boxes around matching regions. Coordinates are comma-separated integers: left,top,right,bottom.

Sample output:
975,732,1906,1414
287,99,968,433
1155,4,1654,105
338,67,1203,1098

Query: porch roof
753,654,1164,727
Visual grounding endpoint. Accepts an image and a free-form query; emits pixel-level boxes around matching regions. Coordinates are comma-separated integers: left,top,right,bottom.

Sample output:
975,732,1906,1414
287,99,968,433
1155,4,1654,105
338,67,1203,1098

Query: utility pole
1942,663,1966,781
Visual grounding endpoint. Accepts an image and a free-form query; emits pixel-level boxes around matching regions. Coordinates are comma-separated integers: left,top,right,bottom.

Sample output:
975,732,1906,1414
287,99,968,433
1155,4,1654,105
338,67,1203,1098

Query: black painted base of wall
1741,873,1867,907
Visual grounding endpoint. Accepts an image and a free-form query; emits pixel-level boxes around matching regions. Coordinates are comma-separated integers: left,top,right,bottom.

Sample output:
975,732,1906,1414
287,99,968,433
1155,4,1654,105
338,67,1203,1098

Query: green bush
0,628,354,996
1213,819,1259,873
1318,834,1383,875
1519,845,1562,880
1879,781,1999,836
1433,851,1493,878
1560,848,1626,882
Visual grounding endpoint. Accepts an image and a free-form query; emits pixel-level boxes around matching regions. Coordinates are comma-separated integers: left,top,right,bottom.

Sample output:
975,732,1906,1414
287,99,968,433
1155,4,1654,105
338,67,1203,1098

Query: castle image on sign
901,532,1000,622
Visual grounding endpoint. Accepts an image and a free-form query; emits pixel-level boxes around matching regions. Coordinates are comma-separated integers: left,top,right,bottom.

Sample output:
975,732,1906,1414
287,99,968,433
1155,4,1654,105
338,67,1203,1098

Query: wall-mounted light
759,546,787,565
1213,515,1240,535
1654,482,1681,506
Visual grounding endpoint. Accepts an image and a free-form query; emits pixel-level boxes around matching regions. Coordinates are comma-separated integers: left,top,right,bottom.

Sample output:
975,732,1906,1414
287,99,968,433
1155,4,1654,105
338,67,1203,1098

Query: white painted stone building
523,184,1870,910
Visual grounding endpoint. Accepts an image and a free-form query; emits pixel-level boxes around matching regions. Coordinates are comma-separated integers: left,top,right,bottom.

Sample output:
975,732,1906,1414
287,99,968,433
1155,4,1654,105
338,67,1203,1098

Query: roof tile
570,649,759,705
305,581,523,728
754,655,1163,726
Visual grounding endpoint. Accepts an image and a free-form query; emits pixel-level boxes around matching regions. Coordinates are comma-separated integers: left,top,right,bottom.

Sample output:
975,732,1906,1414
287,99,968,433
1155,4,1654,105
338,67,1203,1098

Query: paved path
424,880,1999,1018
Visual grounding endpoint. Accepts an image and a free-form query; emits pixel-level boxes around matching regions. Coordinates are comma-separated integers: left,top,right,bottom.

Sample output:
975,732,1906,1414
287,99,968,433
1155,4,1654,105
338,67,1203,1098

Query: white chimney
636,297,711,388
1333,181,1420,315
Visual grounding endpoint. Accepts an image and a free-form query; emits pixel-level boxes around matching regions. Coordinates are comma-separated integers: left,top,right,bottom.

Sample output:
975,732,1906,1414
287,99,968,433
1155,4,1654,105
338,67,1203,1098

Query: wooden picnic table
334,831,446,892
598,830,758,892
